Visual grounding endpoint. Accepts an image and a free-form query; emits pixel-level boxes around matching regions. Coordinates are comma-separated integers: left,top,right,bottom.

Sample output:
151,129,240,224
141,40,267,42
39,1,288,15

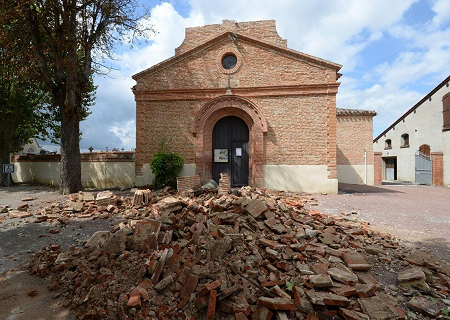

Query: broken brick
256,297,296,311
207,289,217,320
180,273,198,299
342,251,370,271
198,279,223,296
306,291,350,307
406,296,441,318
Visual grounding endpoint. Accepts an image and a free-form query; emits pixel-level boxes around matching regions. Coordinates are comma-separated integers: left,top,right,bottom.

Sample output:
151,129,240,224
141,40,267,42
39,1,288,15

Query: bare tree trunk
59,107,82,194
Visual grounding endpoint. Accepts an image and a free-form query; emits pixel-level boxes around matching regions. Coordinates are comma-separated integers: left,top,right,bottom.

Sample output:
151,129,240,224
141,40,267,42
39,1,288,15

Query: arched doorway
212,116,249,186
192,95,268,187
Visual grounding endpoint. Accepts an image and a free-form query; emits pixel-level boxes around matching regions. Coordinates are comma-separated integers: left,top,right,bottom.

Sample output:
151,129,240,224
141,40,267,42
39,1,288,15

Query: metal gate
415,152,432,185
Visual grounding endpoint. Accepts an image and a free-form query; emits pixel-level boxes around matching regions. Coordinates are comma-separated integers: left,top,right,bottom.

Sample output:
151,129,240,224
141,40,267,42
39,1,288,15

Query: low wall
135,163,197,187
11,152,135,189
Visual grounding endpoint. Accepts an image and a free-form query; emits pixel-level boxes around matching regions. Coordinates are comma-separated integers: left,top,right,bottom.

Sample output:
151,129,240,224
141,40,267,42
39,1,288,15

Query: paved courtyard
309,183,450,262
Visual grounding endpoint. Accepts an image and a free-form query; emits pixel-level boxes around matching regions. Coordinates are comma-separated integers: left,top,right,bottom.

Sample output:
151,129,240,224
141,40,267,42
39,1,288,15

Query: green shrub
150,142,184,190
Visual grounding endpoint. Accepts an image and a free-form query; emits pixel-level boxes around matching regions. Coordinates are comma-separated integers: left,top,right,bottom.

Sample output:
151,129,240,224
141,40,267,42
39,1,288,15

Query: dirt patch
0,271,72,320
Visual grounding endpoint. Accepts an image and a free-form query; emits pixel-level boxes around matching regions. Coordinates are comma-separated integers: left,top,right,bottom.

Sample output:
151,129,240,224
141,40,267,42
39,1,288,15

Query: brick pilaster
431,152,444,186
374,152,382,186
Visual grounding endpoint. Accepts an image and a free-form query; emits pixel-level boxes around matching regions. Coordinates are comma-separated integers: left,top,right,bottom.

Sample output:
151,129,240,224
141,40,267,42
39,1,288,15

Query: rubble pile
30,187,450,319
1,188,180,225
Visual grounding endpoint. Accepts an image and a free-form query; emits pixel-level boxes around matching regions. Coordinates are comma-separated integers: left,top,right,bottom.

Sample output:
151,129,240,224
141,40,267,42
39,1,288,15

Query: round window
222,54,237,70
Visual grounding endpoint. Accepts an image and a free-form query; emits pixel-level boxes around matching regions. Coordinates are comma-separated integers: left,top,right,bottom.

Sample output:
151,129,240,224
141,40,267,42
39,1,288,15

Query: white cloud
188,0,417,71
109,120,136,150
79,2,204,151
338,76,423,135
431,0,450,27
373,12,450,88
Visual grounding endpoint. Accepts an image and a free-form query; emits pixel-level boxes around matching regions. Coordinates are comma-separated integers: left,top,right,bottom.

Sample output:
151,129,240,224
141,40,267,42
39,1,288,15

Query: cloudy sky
39,0,450,153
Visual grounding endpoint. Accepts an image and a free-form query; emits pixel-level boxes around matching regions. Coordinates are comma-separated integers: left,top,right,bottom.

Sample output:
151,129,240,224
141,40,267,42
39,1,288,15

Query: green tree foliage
0,18,58,186
0,0,153,193
150,141,184,190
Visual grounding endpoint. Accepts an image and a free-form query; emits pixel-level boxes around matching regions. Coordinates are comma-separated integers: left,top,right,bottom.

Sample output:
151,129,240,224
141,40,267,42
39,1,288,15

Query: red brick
431,152,444,186
256,297,296,311
260,280,286,287
198,279,223,296
342,251,370,271
127,295,141,307
8,211,32,218
180,273,199,299
329,285,357,297
207,290,217,320
305,291,350,307
177,296,190,309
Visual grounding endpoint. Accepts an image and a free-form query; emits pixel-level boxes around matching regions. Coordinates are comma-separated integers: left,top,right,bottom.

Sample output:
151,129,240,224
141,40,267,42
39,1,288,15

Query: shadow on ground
403,237,450,264
338,183,403,194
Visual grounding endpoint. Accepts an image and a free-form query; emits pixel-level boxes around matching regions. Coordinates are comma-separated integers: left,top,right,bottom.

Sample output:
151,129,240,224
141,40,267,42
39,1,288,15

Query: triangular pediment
132,32,341,80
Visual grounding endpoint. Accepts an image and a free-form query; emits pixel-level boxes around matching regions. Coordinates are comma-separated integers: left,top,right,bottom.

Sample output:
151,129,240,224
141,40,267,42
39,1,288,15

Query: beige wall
337,165,374,185
12,161,135,189
264,165,338,194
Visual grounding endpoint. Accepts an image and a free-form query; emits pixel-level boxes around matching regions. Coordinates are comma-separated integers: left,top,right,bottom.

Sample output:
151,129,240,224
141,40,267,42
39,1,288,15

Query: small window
26,147,36,154
443,93,450,130
385,139,392,149
401,134,409,147
222,54,237,70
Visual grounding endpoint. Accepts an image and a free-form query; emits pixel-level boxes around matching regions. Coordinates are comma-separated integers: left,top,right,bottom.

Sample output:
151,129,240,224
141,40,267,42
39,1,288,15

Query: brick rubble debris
28,187,450,319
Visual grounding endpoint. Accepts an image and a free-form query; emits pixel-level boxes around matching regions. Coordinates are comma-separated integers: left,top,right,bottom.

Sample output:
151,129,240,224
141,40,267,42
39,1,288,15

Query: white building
373,75,450,186
17,138,47,155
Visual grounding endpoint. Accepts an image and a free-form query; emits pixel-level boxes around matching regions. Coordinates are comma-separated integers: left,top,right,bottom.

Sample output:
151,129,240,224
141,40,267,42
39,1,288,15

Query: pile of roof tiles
30,187,450,319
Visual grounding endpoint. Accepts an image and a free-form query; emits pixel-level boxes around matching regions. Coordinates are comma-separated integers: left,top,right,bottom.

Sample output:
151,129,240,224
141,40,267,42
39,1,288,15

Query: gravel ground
0,185,124,320
307,183,450,262
0,185,122,273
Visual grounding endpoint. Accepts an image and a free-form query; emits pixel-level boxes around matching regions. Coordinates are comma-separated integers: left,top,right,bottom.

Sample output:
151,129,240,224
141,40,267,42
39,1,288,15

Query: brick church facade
133,20,375,193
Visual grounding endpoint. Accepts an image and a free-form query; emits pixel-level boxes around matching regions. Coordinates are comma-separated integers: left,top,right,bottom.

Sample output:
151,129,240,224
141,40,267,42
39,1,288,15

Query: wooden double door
212,116,249,187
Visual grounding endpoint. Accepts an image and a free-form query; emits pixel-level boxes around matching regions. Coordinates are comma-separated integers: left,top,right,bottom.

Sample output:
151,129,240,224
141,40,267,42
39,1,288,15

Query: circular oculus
222,54,237,70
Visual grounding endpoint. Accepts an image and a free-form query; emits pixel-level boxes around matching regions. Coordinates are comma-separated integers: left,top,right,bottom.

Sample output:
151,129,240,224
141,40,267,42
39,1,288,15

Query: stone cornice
134,83,340,102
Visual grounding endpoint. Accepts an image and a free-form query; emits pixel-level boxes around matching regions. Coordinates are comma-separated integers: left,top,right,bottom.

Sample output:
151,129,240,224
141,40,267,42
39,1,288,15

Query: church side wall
337,115,374,185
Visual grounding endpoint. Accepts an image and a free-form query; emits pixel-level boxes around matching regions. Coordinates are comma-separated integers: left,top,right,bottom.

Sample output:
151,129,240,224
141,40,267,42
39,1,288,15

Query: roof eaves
336,108,377,116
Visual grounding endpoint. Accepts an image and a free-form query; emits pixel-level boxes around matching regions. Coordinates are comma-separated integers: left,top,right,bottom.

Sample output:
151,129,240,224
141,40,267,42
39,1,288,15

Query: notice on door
214,149,228,162
235,148,242,157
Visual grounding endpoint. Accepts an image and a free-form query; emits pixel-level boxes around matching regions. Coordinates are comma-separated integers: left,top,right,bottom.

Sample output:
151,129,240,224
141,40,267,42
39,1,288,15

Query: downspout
364,149,367,184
